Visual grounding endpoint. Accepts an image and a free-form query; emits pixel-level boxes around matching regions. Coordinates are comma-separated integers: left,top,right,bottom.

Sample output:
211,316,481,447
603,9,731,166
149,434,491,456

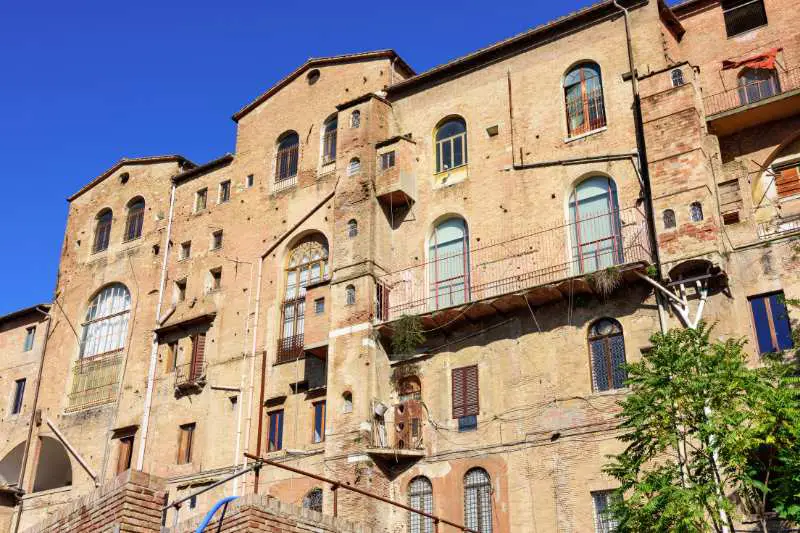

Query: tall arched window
564,62,606,137
671,68,685,87
124,197,145,241
275,131,299,183
588,318,627,392
435,117,467,173
80,284,131,358
93,209,113,253
663,209,676,229
569,176,622,274
408,476,434,533
279,235,329,362
322,115,337,164
302,488,323,512
464,468,493,533
738,68,780,106
690,202,704,222
429,218,469,310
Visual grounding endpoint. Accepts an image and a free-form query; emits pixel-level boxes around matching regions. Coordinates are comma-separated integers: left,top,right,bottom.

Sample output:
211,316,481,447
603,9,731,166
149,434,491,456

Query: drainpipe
12,306,51,533
243,257,264,494
136,182,177,471
232,262,255,496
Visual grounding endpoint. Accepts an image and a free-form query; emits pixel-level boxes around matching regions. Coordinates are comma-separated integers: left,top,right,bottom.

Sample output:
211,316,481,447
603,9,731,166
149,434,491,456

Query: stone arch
0,442,26,487
33,436,72,492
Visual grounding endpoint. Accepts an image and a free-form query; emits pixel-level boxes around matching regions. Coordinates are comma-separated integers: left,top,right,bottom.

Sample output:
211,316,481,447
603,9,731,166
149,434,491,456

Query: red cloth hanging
722,47,782,70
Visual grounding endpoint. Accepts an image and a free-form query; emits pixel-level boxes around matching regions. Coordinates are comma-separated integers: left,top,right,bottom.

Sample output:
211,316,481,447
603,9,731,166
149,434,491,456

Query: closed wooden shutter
452,365,479,419
116,436,134,474
776,166,800,199
190,334,206,380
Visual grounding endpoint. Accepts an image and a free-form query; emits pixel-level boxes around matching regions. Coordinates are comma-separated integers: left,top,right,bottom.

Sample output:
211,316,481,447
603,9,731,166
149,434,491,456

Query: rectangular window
218,180,231,203
314,298,325,314
177,423,195,464
312,401,326,443
165,340,179,371
592,490,620,533
268,409,284,451
24,326,36,352
209,268,222,291
749,291,794,354
175,279,187,302
11,378,26,415
379,151,396,171
180,241,191,260
211,230,223,250
195,188,208,212
718,179,743,224
451,365,479,431
246,174,254,188
722,0,767,37
116,435,134,474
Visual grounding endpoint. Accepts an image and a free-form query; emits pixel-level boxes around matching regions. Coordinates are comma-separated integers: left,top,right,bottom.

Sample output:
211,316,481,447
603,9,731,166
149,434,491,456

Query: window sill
565,126,607,144
726,23,768,40
121,236,142,245
434,164,468,177
590,387,629,397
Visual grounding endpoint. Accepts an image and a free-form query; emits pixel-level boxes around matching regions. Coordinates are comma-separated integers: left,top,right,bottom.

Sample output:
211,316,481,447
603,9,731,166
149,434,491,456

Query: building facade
2,0,799,531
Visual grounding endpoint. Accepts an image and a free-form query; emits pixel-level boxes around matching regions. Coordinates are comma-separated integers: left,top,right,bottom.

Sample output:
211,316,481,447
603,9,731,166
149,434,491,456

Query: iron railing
175,360,207,388
376,207,651,322
566,87,606,137
66,351,123,411
274,145,299,191
704,66,800,116
276,333,304,364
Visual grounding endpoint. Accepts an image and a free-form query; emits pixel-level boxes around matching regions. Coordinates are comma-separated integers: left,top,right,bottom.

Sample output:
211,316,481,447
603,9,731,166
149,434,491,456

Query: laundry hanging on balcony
722,47,782,70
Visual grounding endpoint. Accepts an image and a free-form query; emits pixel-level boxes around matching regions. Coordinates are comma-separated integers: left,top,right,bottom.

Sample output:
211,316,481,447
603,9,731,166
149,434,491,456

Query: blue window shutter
750,296,774,353
769,293,794,351
591,339,610,391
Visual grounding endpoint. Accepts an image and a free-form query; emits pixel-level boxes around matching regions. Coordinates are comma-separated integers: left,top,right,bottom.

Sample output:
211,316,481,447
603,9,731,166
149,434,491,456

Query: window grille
303,488,323,512
592,490,619,533
79,284,131,358
464,468,492,533
408,476,434,533
588,318,627,392
276,132,300,184
564,63,606,137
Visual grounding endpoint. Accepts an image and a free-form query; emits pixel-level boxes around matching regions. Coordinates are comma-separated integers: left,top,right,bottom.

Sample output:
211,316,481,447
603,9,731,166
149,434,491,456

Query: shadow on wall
33,437,72,492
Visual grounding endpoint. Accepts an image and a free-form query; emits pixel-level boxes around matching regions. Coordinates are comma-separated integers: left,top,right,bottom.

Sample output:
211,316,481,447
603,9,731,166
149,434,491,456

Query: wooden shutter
116,436,133,474
177,424,194,464
776,166,800,199
452,365,479,419
190,334,206,380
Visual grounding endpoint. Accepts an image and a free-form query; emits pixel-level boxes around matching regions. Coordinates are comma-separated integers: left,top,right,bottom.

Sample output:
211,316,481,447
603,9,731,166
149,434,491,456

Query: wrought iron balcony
175,360,207,391
276,333,305,364
376,207,651,324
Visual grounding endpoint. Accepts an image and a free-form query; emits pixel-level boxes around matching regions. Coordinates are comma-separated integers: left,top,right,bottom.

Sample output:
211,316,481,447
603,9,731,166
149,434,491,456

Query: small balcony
175,360,207,393
376,207,652,335
704,67,800,136
276,333,305,364
375,136,416,207
66,351,123,412
367,399,425,463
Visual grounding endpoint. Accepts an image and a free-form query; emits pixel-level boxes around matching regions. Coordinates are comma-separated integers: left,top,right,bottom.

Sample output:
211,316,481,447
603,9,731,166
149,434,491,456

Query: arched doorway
33,437,72,492
569,176,622,274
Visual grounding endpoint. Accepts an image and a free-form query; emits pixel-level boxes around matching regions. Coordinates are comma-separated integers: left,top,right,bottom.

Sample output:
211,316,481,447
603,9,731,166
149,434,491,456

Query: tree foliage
603,322,800,532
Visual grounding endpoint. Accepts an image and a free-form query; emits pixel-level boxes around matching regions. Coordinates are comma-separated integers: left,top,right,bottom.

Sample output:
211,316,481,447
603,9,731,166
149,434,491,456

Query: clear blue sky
0,0,598,316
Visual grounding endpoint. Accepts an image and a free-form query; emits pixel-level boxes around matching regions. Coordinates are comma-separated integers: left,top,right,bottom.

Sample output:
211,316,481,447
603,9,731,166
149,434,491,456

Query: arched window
275,131,299,183
348,158,361,176
429,218,469,310
302,488,323,512
124,197,145,241
564,62,606,137
342,391,353,413
408,476,434,533
350,110,361,129
588,318,627,392
80,283,131,358
322,115,337,165
279,235,328,361
671,68,685,87
345,285,356,306
93,209,113,253
690,202,704,222
738,68,780,106
435,117,467,173
347,219,358,238
569,176,622,274
464,468,493,533
663,209,676,229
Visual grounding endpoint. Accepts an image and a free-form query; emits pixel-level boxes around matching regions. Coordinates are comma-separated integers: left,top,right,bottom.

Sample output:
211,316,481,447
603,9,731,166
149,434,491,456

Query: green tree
603,322,800,532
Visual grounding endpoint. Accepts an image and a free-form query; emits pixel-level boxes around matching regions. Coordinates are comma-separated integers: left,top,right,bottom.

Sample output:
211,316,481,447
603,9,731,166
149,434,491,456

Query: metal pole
332,484,338,517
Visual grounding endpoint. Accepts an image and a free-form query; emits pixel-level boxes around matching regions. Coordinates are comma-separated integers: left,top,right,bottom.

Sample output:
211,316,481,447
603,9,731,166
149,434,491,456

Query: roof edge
232,50,414,123
68,155,195,202
0,303,51,325
172,153,235,185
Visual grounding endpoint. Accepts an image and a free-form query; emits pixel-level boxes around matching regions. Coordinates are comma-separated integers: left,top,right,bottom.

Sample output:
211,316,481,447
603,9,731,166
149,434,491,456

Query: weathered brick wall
166,494,373,533
20,470,165,533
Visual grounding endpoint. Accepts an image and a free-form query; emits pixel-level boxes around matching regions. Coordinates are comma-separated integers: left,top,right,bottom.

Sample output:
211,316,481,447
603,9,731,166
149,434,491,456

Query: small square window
180,241,191,260
314,298,325,314
175,279,187,302
246,174,254,188
195,188,208,212
218,180,231,203
379,151,396,171
210,268,222,291
458,415,477,432
211,230,223,250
